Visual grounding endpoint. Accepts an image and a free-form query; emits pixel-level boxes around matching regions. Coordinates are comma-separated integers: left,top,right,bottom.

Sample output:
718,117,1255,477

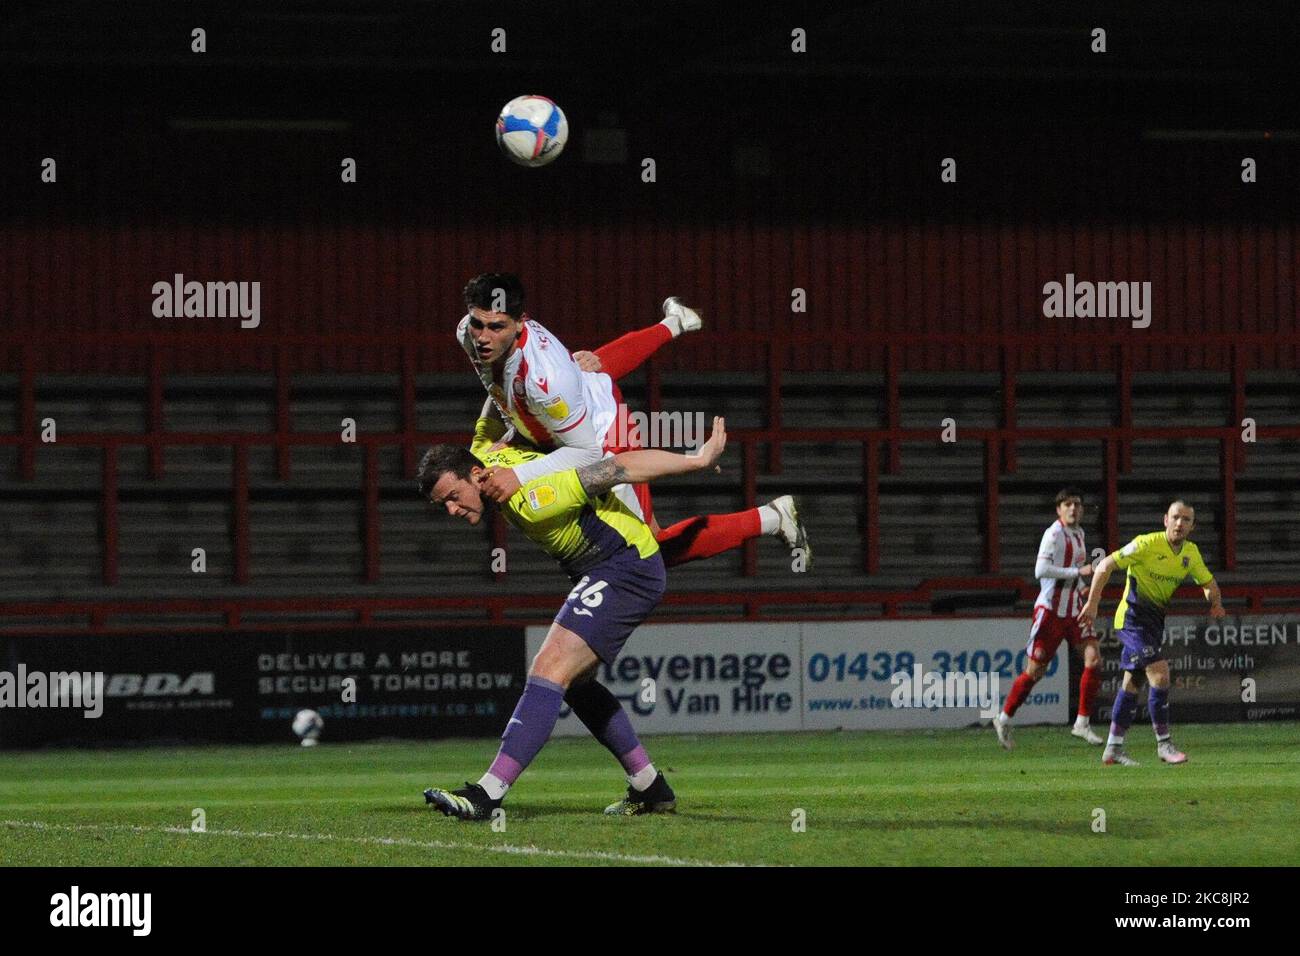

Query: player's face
467,306,522,365
1056,497,1083,528
1164,504,1195,543
428,470,486,525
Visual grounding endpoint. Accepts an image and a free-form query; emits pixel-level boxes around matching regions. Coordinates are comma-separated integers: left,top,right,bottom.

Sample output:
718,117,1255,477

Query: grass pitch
1,723,1297,867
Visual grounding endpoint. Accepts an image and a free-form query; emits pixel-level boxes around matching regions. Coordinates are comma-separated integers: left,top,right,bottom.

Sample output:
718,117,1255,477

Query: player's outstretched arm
577,416,727,497
1078,554,1117,626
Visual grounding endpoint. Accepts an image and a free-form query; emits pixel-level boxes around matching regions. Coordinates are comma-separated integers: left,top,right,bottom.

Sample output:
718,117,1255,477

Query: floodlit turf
1,723,1297,867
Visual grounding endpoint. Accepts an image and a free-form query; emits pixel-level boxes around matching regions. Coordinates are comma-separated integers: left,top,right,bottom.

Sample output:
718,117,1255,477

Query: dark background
3,0,1298,220
2,2,1299,372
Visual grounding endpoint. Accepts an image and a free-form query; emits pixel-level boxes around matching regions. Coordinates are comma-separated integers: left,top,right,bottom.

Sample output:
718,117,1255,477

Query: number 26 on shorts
566,577,608,617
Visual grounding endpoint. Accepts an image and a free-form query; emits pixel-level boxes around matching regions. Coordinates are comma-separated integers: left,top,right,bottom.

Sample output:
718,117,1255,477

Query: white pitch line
1,819,752,868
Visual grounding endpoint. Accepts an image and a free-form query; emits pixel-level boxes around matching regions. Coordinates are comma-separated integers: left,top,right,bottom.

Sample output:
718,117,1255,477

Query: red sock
592,324,673,381
1003,672,1036,718
1078,665,1102,719
656,509,762,567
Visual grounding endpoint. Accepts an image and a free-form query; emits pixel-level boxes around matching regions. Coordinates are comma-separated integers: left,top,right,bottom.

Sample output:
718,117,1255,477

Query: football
495,95,568,167
292,709,324,746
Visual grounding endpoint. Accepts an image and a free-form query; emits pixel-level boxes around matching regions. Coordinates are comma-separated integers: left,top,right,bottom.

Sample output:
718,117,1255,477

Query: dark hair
417,444,483,499
1168,498,1195,514
463,273,526,319
1054,487,1083,507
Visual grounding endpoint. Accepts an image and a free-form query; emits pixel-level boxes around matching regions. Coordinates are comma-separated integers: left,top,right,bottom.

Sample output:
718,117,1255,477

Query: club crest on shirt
1182,555,1190,567
527,485,557,510
542,395,569,420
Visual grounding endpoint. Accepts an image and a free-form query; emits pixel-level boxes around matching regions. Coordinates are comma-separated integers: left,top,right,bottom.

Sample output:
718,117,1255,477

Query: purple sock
1149,686,1171,739
1109,688,1139,740
487,675,565,786
565,679,651,775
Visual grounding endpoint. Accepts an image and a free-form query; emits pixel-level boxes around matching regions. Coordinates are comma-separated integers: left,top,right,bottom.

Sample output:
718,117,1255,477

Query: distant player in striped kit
992,489,1104,750
456,272,809,566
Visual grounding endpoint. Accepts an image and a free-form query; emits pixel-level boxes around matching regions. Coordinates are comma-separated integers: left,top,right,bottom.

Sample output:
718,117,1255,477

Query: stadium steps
1,370,1296,616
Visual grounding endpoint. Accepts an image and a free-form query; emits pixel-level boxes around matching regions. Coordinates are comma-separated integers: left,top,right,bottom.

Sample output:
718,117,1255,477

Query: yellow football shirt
470,418,658,574
1109,531,1214,631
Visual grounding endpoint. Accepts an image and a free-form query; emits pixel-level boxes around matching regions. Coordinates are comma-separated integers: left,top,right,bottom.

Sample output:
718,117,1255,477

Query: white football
496,95,569,167
292,708,324,746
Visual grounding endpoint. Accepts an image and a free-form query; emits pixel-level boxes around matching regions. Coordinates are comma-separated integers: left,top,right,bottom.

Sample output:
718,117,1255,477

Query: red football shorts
1027,606,1094,663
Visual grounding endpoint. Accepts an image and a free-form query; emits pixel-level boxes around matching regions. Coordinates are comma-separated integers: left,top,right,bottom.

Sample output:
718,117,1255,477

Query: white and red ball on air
495,95,569,167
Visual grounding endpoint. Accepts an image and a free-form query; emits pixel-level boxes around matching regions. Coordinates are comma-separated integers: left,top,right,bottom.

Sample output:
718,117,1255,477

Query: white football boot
767,495,812,570
1102,745,1140,766
992,712,1014,750
661,296,703,337
1157,740,1188,764
1070,717,1104,745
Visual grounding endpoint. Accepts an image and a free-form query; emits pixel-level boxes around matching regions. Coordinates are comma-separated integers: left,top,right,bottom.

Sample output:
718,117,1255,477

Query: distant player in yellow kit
1078,500,1226,766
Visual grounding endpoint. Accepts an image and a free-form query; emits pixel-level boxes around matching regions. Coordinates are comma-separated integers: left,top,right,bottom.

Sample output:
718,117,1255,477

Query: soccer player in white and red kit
991,488,1104,749
456,273,808,566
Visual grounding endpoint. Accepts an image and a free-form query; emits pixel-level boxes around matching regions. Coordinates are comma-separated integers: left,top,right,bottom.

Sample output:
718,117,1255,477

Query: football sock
1108,688,1139,743
656,509,762,567
486,675,566,790
757,503,780,535
1078,664,1102,719
628,764,659,792
477,772,509,801
564,678,654,782
659,313,688,339
1148,686,1171,739
592,323,673,380
1003,672,1036,718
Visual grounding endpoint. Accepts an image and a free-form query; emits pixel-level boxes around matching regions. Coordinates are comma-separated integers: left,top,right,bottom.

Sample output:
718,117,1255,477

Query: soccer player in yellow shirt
416,416,730,819
1078,500,1226,766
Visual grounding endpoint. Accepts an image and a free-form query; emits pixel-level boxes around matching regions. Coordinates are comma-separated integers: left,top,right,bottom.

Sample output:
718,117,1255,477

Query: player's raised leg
1145,659,1186,764
1070,638,1104,744
655,495,811,569
565,675,676,814
573,296,703,380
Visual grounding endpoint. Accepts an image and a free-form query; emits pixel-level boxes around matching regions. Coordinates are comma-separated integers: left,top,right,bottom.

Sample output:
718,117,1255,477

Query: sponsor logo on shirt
527,485,557,510
542,396,570,421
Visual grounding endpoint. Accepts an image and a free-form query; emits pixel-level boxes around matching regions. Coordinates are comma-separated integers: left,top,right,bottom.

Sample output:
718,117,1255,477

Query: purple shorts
1116,624,1165,671
554,547,667,664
